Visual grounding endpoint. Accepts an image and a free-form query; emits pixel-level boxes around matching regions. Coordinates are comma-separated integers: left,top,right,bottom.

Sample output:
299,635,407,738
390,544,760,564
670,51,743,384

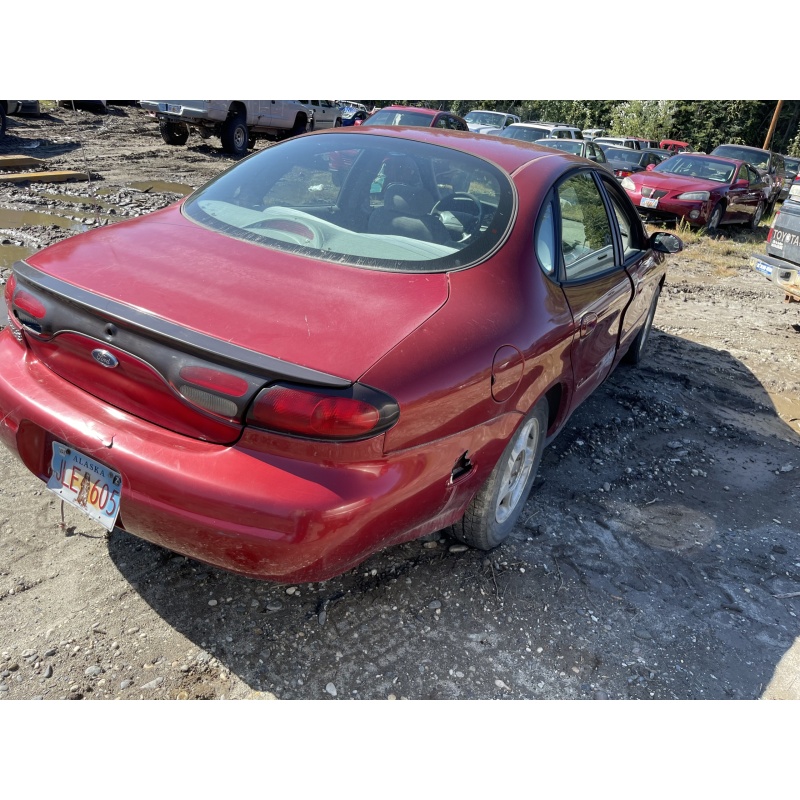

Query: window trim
547,168,624,284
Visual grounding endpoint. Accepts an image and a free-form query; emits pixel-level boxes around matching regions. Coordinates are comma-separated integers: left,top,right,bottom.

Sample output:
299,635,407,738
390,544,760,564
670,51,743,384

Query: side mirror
649,231,683,254
646,164,656,171
734,178,748,188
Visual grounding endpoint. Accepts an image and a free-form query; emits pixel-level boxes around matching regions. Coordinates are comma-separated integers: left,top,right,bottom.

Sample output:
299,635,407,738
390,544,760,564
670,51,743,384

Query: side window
535,196,557,276
748,166,761,185
558,173,615,279
434,117,448,129
595,146,607,163
736,164,749,183
602,177,644,261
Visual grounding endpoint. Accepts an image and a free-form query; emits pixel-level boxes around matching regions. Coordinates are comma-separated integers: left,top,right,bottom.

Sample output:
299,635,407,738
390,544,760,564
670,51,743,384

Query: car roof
507,122,577,131
713,143,771,156
381,105,440,117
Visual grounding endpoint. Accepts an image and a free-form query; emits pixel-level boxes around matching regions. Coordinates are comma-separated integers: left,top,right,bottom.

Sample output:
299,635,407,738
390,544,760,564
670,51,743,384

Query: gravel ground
0,104,799,702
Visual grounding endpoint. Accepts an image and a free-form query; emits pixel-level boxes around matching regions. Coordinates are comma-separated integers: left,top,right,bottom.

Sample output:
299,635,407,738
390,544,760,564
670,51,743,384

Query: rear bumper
140,101,215,125
0,329,506,582
749,252,800,300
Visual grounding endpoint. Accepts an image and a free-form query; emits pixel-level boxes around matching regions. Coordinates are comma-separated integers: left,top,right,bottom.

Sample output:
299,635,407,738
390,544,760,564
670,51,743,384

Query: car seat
368,183,450,244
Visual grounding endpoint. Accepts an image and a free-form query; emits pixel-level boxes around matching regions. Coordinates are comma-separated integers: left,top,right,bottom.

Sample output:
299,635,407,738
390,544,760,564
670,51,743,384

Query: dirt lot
0,104,798,701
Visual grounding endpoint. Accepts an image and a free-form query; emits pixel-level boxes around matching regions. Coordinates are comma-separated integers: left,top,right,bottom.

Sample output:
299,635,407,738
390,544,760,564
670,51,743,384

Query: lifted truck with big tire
140,100,312,157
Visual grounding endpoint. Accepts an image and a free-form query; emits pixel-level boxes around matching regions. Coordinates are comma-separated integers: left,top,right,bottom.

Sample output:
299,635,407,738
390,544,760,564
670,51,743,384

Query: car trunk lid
12,207,449,443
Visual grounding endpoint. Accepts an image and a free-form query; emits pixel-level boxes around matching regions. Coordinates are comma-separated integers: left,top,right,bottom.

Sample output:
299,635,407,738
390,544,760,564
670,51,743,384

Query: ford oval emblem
91,349,119,368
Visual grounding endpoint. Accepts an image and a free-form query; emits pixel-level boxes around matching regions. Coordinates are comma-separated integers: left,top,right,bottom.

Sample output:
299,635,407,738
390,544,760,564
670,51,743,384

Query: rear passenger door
548,170,635,409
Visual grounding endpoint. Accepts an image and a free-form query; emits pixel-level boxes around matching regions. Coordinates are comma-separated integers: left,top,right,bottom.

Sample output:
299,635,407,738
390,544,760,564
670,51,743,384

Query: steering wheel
432,192,483,238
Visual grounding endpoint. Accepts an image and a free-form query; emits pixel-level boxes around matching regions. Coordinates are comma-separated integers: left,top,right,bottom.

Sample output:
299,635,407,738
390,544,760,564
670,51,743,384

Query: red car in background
621,153,768,234
362,105,469,131
0,127,682,582
660,139,691,153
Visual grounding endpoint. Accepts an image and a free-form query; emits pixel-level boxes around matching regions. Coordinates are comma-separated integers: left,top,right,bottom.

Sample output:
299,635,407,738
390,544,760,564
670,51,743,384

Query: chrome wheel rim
495,418,538,524
233,126,246,149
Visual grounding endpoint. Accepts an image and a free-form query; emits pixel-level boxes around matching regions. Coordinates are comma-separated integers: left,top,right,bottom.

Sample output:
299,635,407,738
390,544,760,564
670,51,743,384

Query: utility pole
763,101,784,150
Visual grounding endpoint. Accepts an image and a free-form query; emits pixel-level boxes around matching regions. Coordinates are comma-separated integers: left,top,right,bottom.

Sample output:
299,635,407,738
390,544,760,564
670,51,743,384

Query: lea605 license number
46,443,122,531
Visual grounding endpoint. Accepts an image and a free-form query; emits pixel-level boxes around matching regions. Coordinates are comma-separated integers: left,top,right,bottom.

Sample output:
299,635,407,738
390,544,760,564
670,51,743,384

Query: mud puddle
0,243,35,269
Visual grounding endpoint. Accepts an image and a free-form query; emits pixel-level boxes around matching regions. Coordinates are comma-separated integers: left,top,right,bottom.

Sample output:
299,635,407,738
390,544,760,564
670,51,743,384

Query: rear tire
750,201,764,230
0,104,8,139
221,113,249,157
623,282,661,365
453,399,548,551
290,115,308,137
159,119,189,146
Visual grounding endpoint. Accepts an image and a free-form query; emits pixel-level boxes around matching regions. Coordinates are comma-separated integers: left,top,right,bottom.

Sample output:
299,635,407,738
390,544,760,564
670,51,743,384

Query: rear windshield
712,145,769,170
541,140,583,155
183,133,515,273
499,125,550,142
363,109,435,127
465,111,505,126
606,149,642,164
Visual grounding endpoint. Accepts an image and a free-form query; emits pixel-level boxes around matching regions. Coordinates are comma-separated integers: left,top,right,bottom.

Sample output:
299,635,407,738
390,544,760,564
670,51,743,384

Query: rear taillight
767,227,774,243
247,382,399,440
13,287,47,319
7,276,47,336
179,366,249,397
176,365,253,419
615,169,632,178
4,274,16,315
4,275,23,339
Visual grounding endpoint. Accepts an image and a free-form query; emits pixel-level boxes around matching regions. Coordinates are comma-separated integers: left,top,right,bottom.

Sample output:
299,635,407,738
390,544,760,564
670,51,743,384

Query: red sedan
0,127,682,582
361,105,469,130
621,153,768,233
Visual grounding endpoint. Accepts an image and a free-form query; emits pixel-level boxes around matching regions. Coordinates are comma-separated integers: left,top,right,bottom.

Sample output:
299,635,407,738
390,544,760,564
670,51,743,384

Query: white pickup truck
140,100,313,157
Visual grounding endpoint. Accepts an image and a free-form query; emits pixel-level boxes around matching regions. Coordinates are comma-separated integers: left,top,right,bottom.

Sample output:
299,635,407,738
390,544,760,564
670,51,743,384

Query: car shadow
104,329,800,700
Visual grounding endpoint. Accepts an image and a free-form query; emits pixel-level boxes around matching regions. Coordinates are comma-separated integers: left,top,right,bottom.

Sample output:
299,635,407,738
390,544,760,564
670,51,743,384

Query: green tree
609,100,676,140
789,128,800,158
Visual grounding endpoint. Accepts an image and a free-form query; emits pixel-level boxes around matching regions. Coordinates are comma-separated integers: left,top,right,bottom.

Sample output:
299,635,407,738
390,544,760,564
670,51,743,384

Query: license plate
46,443,122,531
166,104,181,114
640,197,659,209
749,257,773,279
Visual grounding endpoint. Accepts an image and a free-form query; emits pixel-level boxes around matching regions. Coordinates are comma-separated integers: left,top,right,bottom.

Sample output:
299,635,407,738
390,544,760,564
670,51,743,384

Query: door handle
580,313,598,338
